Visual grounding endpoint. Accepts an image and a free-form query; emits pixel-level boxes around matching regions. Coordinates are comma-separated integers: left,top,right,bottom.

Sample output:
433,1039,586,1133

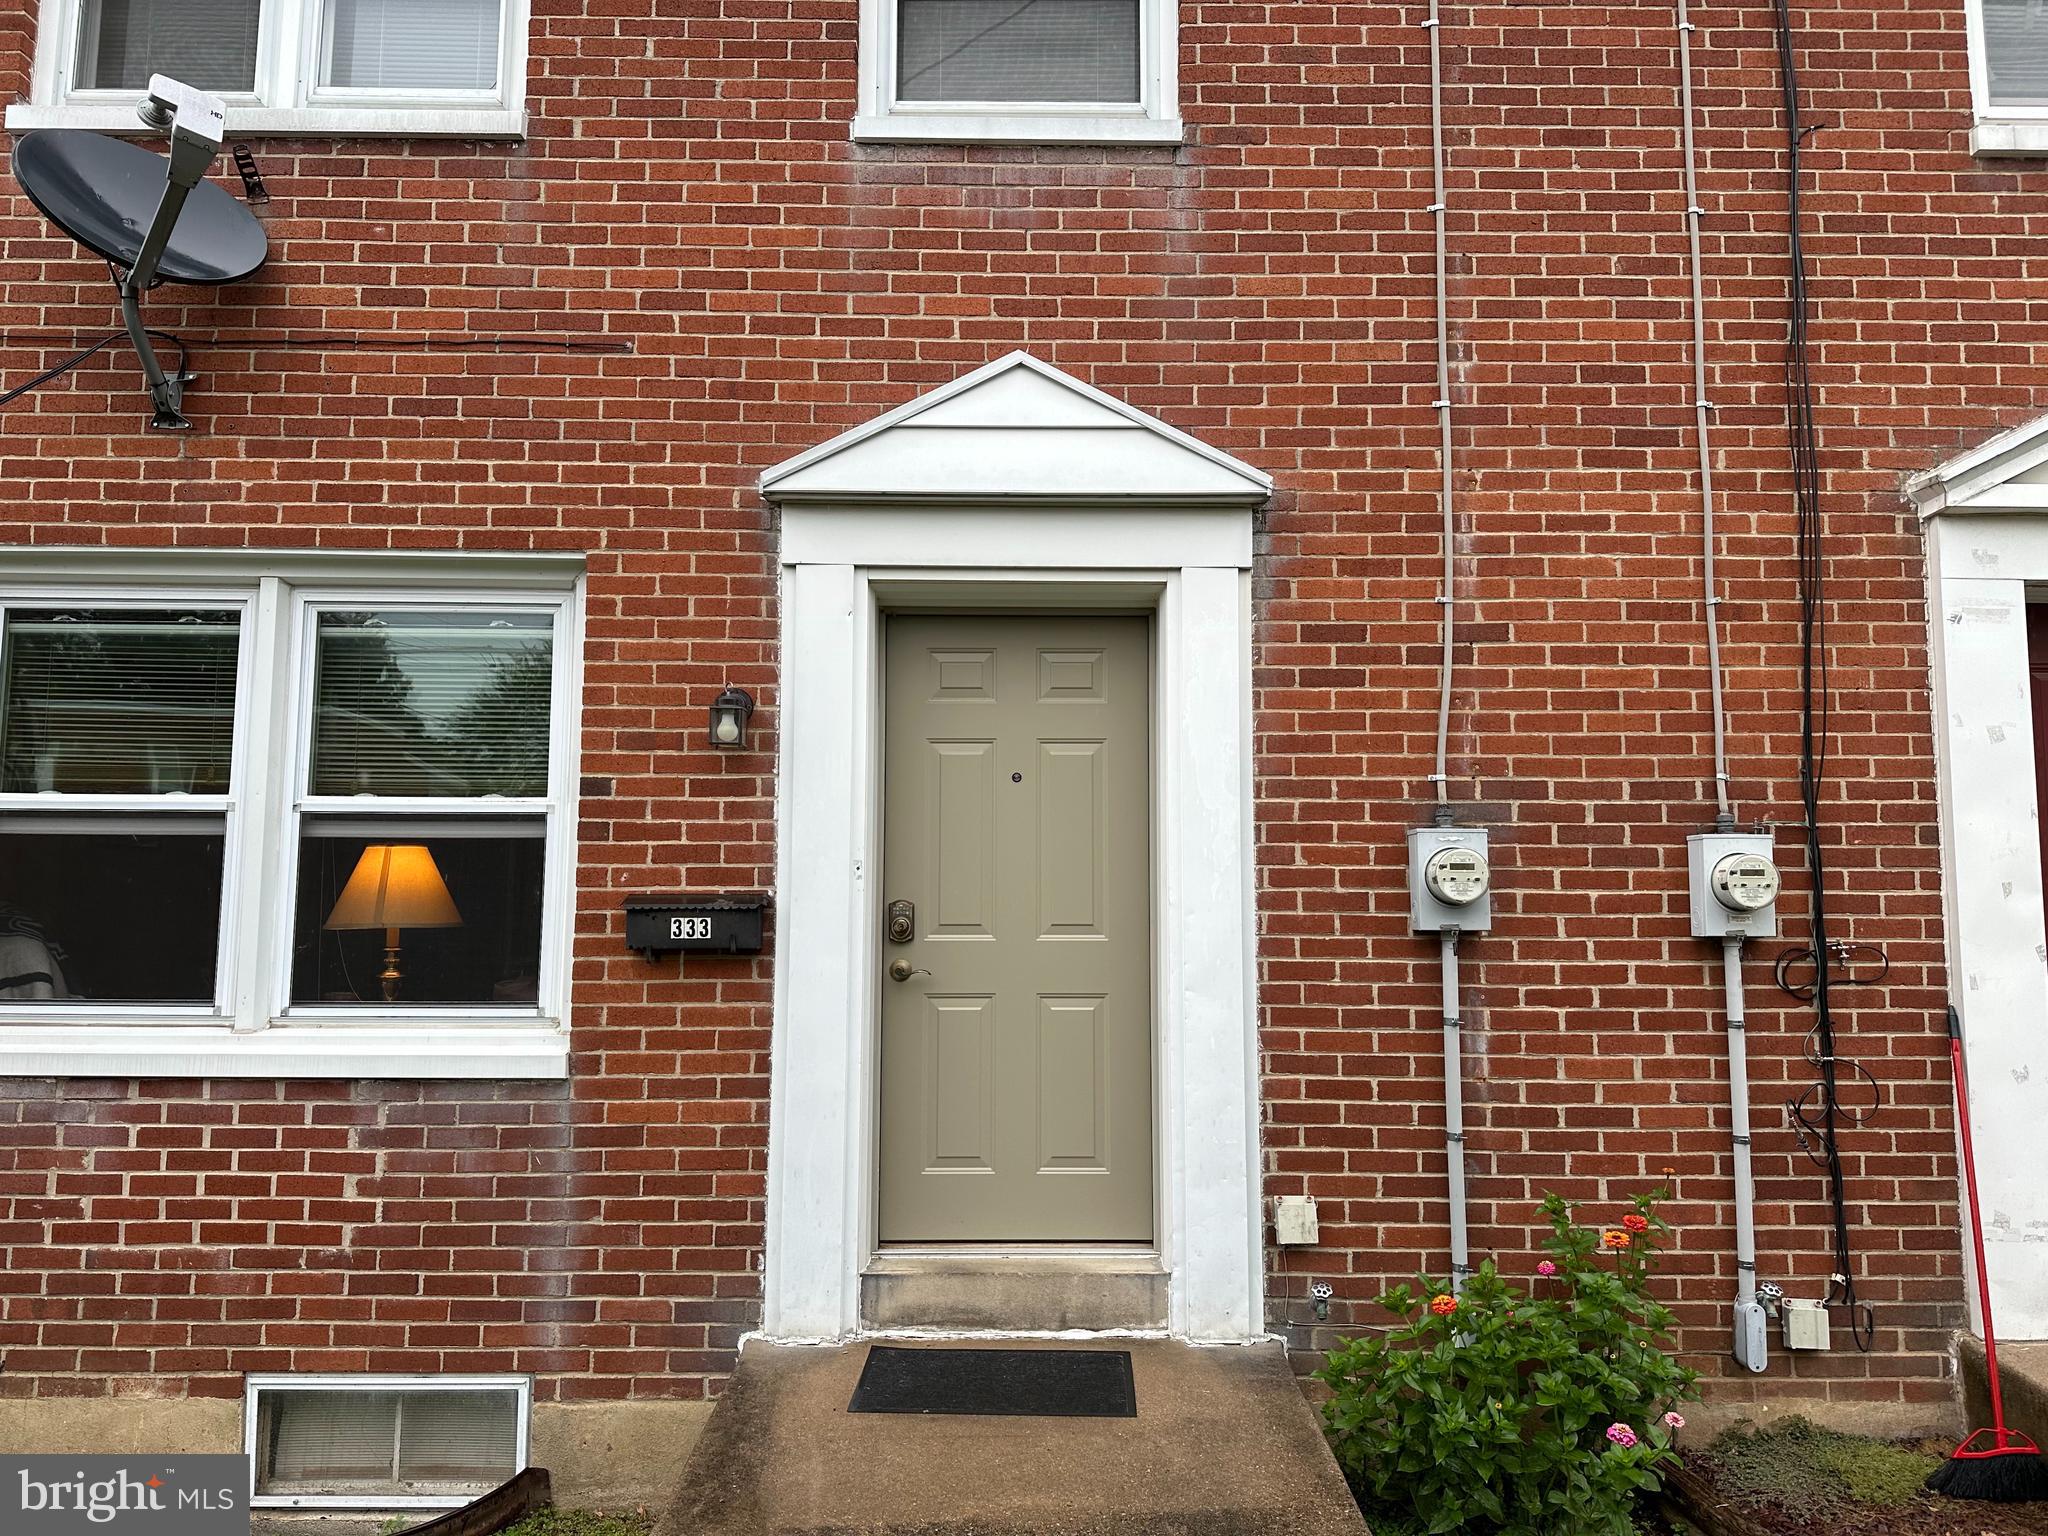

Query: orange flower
1430,1294,1460,1316
1601,1229,1633,1251
1622,1213,1650,1233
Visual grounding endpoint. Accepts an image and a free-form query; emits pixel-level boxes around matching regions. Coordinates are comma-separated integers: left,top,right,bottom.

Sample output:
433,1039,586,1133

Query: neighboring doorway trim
758,354,1270,1343
1910,416,2048,1341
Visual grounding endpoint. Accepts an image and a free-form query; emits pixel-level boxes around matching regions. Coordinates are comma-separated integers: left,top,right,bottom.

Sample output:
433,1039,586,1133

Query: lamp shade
324,844,463,931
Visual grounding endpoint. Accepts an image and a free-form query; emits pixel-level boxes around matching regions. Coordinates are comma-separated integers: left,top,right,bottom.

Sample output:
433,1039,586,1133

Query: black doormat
847,1345,1138,1417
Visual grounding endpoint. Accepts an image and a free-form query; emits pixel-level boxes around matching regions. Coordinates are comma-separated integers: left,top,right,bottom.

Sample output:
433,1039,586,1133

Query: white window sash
0,585,258,1020
0,559,582,1074
1968,0,2048,155
275,587,577,1026
853,0,1182,144
10,0,529,137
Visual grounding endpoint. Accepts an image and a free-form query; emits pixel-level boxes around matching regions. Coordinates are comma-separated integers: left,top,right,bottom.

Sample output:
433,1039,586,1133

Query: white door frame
1911,422,2048,1340
761,512,1261,1343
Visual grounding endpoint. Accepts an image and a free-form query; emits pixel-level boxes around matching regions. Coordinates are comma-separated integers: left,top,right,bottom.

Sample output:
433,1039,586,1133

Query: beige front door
878,615,1155,1243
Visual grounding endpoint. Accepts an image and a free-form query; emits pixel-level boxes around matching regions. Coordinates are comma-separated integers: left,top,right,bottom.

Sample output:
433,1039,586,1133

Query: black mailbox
623,894,768,959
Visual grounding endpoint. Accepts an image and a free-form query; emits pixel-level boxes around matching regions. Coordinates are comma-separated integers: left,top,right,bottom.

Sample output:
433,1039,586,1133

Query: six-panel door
878,615,1155,1242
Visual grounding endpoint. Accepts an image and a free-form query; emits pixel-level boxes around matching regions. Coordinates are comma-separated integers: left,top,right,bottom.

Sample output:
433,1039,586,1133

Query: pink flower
1662,1412,1686,1430
1605,1423,1639,1449
1536,1260,1558,1276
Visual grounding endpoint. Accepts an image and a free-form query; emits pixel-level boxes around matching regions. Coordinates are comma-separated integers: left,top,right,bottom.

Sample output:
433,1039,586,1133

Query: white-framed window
245,1373,532,1510
852,0,1181,145
0,552,581,1080
1967,0,2048,154
6,0,529,139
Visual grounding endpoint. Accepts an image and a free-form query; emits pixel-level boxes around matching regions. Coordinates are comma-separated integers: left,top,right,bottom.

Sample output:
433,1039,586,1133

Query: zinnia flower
1622,1213,1650,1233
1663,1412,1686,1430
1601,1229,1632,1250
1536,1260,1558,1276
1606,1423,1639,1449
1430,1294,1459,1317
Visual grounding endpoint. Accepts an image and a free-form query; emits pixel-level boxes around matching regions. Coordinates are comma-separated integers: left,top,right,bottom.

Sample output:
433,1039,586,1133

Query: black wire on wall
1770,0,1879,1353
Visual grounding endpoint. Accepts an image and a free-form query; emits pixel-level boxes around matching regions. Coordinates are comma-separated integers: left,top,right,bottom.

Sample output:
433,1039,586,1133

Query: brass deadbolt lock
887,899,914,944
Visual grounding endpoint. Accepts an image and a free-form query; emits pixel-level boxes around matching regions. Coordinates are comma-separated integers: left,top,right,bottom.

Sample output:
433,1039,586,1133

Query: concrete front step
1960,1333,2048,1449
654,1337,1370,1536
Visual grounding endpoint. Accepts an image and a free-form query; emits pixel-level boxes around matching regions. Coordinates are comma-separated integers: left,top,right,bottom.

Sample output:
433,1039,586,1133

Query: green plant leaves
1317,1186,1698,1536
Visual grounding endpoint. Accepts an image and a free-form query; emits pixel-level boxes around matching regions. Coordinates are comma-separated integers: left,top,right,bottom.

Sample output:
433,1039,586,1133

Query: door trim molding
762,542,1261,1344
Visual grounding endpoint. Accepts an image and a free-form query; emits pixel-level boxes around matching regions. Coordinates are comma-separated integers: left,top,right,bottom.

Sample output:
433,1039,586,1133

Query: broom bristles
1926,1444,2048,1503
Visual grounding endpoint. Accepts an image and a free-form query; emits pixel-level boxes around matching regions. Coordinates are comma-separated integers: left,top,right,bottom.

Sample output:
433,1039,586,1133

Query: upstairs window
12,0,528,137
1969,0,2048,152
855,0,1180,145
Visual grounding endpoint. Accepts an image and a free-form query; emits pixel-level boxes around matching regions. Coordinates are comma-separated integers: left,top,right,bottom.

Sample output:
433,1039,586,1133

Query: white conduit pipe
1425,0,1456,815
1441,931,1471,1289
1423,0,1472,1291
1722,937,1766,1368
1677,0,1735,832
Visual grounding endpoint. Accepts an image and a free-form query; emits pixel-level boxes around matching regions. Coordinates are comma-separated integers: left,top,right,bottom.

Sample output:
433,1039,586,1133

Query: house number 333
669,916,712,940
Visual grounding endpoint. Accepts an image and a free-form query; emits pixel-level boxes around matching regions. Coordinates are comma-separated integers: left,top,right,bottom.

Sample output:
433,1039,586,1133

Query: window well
246,1375,529,1508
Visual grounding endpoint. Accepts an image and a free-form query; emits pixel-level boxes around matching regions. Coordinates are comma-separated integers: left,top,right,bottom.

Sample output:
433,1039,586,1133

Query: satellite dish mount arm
122,76,226,431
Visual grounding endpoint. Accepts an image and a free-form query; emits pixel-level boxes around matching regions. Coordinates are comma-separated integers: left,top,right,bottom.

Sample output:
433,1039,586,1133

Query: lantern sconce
709,686,754,749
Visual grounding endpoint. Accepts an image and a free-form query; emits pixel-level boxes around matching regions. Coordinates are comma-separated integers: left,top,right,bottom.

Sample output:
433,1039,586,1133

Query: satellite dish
5,75,267,430
13,131,267,286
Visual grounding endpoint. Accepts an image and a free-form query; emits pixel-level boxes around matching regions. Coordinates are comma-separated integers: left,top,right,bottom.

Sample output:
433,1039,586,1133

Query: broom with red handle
1927,1005,2048,1503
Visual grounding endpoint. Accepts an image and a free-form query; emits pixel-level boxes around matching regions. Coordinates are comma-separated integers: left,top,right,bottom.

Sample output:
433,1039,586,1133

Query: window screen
323,0,503,91
1986,0,2048,107
76,0,261,92
897,0,1140,103
308,611,552,798
1,610,240,794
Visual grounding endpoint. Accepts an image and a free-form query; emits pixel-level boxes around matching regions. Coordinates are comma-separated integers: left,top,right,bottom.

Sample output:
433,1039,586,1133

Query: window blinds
308,612,551,798
1985,0,2048,107
78,0,261,92
897,0,1140,103
324,0,503,91
0,612,240,795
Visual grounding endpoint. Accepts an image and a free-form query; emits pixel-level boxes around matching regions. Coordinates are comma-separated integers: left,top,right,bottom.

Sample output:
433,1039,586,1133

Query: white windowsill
852,112,1183,146
4,101,527,140
0,1022,569,1079
1971,116,2048,156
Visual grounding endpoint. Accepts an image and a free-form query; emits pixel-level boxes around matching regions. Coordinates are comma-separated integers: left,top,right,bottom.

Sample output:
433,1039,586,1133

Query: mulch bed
1667,1443,2048,1536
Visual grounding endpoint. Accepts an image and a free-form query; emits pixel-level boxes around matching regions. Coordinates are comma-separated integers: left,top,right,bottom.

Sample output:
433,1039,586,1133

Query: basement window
246,1375,531,1510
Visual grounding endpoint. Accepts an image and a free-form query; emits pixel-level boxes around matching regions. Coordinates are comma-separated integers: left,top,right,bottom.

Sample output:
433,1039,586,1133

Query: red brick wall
0,0,2034,1414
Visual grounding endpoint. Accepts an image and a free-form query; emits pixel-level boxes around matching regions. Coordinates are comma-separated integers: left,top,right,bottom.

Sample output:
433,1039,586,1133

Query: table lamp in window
324,844,462,1003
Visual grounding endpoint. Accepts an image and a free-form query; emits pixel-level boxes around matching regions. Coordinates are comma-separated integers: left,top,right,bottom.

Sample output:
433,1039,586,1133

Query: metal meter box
1409,826,1493,933
1687,833,1780,940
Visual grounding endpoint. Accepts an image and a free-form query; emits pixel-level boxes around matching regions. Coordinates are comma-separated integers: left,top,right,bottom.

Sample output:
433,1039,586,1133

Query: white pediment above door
759,352,1273,508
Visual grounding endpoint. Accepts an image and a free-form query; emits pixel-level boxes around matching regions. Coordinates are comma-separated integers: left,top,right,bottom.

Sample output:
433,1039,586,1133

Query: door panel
879,614,1154,1242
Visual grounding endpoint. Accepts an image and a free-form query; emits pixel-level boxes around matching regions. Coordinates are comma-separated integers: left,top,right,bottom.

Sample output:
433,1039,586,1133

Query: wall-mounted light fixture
710,686,754,749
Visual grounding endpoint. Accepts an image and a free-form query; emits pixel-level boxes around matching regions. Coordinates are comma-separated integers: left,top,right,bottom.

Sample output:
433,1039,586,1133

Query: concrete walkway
654,1338,1370,1536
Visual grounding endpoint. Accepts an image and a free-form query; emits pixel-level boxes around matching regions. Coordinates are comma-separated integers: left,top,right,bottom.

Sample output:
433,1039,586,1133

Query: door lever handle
888,959,931,983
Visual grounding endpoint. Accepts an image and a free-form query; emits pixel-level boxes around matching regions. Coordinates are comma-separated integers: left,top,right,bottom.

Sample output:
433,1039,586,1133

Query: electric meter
1687,832,1780,939
1711,853,1780,915
1409,826,1493,933
1424,846,1491,907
